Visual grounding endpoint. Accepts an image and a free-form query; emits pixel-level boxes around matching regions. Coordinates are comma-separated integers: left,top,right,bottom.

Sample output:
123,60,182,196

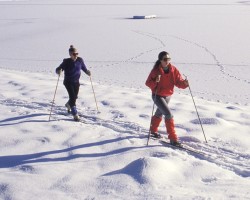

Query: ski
160,140,205,156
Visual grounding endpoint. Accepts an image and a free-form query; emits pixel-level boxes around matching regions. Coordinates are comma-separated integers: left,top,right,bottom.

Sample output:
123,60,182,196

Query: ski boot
170,140,182,147
73,114,80,122
150,116,162,139
150,132,162,139
65,102,71,113
71,106,80,121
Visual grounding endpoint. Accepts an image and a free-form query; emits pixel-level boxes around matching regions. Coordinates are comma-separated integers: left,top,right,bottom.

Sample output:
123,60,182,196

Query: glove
155,75,161,83
86,70,91,76
56,69,62,75
183,79,189,87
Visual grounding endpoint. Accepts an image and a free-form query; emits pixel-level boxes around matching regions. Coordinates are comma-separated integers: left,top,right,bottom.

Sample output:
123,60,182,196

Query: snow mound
104,157,179,185
103,154,245,191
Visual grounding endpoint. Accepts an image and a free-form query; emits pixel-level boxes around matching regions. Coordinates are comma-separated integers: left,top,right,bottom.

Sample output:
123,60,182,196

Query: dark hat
158,51,170,60
69,45,78,53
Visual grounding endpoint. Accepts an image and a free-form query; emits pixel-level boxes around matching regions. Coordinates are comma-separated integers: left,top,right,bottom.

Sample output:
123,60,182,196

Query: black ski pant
64,81,80,108
152,94,173,119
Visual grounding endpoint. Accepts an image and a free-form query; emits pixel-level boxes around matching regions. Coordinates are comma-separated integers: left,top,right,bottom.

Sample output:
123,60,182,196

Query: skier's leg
165,118,178,142
149,95,163,138
152,95,172,119
153,96,178,142
150,115,162,138
74,82,80,101
64,82,78,119
64,82,76,107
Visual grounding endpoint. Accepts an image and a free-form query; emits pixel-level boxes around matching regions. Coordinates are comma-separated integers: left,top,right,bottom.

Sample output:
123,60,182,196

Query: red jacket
145,63,187,96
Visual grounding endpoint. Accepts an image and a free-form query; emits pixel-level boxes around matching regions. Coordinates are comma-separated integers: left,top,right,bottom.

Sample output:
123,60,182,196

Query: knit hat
69,45,78,54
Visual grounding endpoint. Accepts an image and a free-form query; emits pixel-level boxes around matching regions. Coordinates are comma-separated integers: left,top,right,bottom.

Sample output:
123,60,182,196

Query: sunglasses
72,53,78,56
162,58,171,62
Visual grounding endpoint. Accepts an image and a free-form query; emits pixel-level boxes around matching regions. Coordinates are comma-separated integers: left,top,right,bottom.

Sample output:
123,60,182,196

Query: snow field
0,69,249,199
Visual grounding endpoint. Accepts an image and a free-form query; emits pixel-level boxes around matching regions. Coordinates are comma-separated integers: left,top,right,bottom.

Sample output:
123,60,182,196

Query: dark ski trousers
64,81,80,108
152,94,173,119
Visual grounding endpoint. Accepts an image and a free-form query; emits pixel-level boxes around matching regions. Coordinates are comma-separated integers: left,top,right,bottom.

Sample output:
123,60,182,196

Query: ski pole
48,71,61,121
147,75,161,146
184,75,208,143
89,75,99,112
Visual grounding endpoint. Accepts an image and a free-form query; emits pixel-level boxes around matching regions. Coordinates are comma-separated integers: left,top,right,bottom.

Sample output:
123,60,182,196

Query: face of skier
70,52,78,60
161,56,171,68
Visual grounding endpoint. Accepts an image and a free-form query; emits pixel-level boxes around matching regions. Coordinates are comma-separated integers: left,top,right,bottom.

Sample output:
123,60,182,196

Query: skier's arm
145,70,158,90
80,58,91,76
174,69,188,89
55,59,66,74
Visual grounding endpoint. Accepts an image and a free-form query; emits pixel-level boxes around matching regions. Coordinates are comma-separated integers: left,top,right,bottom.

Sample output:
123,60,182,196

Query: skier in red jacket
145,51,189,146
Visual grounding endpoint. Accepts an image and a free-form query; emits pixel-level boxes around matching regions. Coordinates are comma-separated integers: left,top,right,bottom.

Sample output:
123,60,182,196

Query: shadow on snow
0,136,153,169
0,113,49,126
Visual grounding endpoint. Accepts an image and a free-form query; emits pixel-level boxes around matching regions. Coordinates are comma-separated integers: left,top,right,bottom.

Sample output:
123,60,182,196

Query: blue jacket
56,57,88,83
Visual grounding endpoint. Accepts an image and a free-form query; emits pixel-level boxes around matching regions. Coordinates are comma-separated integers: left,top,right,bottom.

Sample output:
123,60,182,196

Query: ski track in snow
62,29,250,105
169,35,250,84
134,31,250,85
92,30,166,70
128,31,250,105
0,84,249,178
0,31,249,104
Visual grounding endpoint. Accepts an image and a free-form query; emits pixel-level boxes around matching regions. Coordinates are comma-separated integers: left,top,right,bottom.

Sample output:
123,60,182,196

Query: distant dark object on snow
133,15,157,19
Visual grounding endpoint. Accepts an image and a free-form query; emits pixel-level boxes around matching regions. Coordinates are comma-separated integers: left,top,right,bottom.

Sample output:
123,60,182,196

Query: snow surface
0,0,250,199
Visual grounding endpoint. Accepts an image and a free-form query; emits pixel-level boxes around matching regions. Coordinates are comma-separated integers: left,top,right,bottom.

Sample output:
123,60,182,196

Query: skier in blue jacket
56,45,91,121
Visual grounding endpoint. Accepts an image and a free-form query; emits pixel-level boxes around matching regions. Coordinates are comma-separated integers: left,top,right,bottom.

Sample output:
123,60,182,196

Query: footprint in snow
52,125,64,132
190,118,220,125
226,106,240,110
110,110,126,119
139,114,149,119
101,100,111,106
8,81,20,87
202,176,218,184
128,104,136,109
16,165,36,174
151,151,168,158
37,137,50,144
21,129,31,134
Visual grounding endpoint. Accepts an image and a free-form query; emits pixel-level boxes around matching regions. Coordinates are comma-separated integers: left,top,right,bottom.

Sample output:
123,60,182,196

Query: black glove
86,70,91,76
56,69,62,75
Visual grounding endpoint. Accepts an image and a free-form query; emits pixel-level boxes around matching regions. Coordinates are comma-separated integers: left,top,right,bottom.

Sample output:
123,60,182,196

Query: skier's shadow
0,113,49,126
0,136,151,169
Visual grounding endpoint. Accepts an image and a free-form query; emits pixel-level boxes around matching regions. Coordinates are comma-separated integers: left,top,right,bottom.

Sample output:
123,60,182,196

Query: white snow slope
0,0,250,200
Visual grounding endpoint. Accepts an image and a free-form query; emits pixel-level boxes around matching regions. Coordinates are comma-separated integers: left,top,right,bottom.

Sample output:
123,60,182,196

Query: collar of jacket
158,63,172,75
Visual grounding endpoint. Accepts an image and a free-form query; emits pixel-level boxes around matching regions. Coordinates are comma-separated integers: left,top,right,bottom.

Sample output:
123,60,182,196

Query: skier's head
158,51,171,61
69,45,78,60
69,45,78,55
154,51,171,69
